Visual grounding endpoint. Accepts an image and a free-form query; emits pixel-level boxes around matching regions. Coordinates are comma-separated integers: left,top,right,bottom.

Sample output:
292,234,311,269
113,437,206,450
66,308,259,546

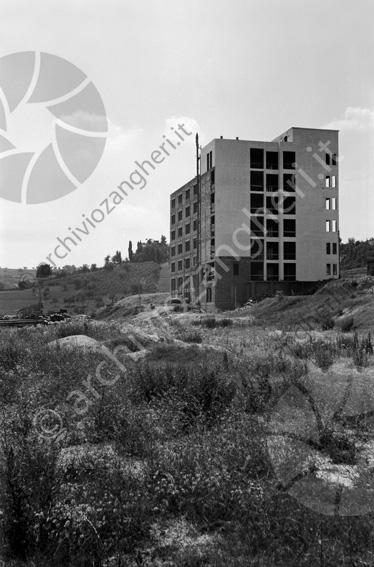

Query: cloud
164,115,205,145
105,120,144,153
323,107,374,131
59,111,108,133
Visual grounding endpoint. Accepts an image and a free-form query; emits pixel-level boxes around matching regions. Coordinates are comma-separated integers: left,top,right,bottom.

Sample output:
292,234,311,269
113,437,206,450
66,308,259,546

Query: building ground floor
170,256,333,311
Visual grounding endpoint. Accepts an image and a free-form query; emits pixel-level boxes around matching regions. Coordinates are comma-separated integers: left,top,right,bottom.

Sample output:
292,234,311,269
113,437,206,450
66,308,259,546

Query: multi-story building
170,127,339,311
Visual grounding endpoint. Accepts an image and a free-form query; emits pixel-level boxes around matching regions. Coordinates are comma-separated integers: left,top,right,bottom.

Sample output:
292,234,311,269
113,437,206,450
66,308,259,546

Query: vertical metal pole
196,134,201,302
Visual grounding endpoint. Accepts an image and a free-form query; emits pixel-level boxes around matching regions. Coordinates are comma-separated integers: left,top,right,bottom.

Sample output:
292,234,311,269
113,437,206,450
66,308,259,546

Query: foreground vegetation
1,307,374,566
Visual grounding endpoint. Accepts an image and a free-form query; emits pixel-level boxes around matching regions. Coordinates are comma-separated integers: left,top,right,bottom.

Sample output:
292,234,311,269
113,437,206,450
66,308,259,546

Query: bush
353,346,369,368
220,317,233,327
311,340,334,370
236,363,272,414
0,338,21,371
130,362,236,429
0,409,62,561
193,317,233,329
177,330,203,344
362,331,374,354
287,341,311,359
340,316,354,332
203,317,217,329
54,320,98,339
320,316,335,330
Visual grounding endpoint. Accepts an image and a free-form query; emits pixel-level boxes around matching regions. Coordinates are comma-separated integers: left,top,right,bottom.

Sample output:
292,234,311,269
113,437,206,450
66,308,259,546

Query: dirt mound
49,335,111,354
95,292,170,320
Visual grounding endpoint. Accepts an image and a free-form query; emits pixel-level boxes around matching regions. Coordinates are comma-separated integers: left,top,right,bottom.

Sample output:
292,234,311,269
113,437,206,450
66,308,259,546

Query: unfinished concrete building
170,127,340,310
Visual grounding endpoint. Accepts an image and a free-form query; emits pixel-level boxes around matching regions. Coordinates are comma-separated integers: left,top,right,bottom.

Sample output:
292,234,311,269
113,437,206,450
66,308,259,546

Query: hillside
58,261,164,297
248,275,374,331
340,238,374,270
0,267,36,290
0,262,170,316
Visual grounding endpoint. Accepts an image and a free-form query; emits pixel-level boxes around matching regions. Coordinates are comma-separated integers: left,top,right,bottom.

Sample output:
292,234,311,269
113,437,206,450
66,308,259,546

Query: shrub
0,338,21,371
0,409,62,561
320,316,335,330
177,330,203,344
54,320,100,339
145,343,205,365
237,366,272,414
287,341,311,359
193,317,233,329
130,362,236,429
361,331,373,354
310,340,335,370
220,317,233,327
340,316,354,332
203,317,216,329
353,346,369,368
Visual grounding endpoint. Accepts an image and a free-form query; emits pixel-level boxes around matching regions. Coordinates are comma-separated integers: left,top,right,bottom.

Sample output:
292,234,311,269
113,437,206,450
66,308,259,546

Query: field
1,276,374,566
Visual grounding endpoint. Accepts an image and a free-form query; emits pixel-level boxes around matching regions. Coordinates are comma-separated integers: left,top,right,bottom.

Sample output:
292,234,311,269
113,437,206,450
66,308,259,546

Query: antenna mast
196,133,201,287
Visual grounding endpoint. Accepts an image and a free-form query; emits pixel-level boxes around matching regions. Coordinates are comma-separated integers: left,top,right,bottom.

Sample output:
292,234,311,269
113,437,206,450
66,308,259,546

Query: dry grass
2,294,374,566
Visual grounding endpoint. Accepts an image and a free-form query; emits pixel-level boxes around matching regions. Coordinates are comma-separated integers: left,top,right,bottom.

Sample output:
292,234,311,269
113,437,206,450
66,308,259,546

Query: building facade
170,127,339,310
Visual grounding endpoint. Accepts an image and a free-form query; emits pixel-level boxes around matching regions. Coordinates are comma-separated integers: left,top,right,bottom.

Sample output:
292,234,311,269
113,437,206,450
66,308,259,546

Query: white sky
0,0,373,268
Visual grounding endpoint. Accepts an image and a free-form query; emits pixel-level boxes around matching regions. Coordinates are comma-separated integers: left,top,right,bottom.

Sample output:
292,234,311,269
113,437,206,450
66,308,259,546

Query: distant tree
128,241,133,261
340,237,374,270
53,268,67,278
95,297,105,308
130,236,169,264
63,265,77,273
111,250,122,264
73,278,83,290
109,293,117,305
90,263,98,272
35,264,52,309
36,264,52,279
76,291,87,309
104,260,114,271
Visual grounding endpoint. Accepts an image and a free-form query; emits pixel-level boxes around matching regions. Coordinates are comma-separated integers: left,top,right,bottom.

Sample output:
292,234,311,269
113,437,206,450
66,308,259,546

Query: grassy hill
248,275,374,331
0,262,170,316
0,267,36,290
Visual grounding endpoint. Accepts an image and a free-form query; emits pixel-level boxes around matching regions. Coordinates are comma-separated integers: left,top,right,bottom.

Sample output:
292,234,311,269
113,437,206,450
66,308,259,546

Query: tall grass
1,322,374,566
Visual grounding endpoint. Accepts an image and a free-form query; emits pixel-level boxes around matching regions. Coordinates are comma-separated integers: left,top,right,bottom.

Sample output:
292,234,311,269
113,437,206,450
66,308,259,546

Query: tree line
340,237,374,270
